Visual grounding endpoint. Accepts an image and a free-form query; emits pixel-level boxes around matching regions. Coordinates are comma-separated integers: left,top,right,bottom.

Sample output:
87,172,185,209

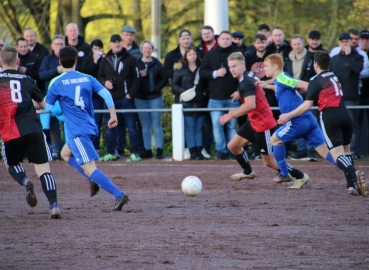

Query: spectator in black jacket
121,26,142,59
267,26,292,62
232,31,247,55
65,23,90,71
23,28,49,59
305,30,329,53
97,34,143,162
16,38,40,82
245,24,271,56
196,25,217,59
163,29,192,82
172,45,208,160
135,40,167,159
81,39,105,155
200,31,240,160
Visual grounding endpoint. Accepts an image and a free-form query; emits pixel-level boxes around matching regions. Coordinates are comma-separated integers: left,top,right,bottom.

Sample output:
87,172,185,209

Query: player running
42,46,129,210
256,53,338,185
220,52,309,188
278,51,368,196
0,46,60,218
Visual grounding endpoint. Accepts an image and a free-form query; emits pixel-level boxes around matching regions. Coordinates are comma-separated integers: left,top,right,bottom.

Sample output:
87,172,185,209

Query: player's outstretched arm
107,107,118,129
277,100,314,124
295,80,309,92
32,99,46,109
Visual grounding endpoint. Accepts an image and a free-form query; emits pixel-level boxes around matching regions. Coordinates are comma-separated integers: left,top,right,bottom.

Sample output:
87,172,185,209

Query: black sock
346,154,354,167
287,163,304,179
40,173,58,205
8,165,28,186
337,155,356,188
235,151,252,175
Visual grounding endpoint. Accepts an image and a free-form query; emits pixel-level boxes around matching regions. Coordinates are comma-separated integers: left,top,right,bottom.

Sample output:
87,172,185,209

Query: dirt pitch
0,158,368,269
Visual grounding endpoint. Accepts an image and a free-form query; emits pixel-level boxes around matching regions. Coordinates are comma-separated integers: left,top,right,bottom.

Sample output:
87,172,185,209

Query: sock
286,163,304,179
273,145,288,176
336,155,356,188
346,154,354,167
91,169,123,199
235,151,253,175
40,173,58,205
68,156,92,182
326,152,338,168
8,165,28,186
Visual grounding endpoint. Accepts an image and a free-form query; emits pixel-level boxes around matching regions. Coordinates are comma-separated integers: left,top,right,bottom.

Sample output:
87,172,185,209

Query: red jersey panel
239,71,277,132
305,71,343,111
0,70,44,142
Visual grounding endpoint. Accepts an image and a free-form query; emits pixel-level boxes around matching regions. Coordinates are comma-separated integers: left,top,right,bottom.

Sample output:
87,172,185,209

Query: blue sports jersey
46,71,105,137
274,72,310,117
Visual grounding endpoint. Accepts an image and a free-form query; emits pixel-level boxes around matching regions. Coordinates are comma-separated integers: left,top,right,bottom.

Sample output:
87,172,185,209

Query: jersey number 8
10,80,22,103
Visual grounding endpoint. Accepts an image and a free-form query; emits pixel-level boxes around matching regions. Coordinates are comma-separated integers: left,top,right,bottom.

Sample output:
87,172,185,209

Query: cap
360,30,369,38
258,24,270,31
110,34,122,42
179,29,191,38
91,39,103,48
308,30,321,39
232,31,244,39
339,32,351,40
121,26,136,33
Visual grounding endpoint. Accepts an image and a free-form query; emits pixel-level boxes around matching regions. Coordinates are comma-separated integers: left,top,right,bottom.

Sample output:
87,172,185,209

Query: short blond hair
0,46,18,66
227,52,245,62
265,53,284,70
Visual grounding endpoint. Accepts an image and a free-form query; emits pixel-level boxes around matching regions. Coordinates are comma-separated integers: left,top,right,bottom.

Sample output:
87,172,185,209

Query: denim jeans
135,96,164,150
208,98,240,153
296,138,315,152
104,97,142,155
184,115,206,148
92,96,104,150
50,116,63,153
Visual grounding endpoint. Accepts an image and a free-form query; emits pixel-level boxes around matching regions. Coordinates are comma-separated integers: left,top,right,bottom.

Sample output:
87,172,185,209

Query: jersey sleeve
29,79,44,102
276,72,298,89
46,81,58,105
91,76,105,94
239,80,256,98
305,77,322,101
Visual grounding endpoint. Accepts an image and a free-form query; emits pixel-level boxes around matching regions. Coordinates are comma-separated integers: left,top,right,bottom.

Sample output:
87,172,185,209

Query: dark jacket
304,44,329,53
330,48,363,101
137,57,167,100
267,41,292,62
97,48,141,100
196,38,218,59
127,41,142,59
162,45,183,81
284,50,316,82
172,62,208,117
19,51,40,81
199,44,239,100
38,51,60,94
361,51,369,98
32,42,49,60
81,50,105,100
65,35,90,72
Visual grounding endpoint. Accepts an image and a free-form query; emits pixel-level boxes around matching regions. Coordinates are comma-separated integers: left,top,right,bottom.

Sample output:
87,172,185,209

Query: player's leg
227,122,255,180
270,132,290,181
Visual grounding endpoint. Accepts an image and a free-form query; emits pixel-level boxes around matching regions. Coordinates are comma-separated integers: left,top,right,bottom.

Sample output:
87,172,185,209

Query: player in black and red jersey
0,46,61,218
220,52,309,188
278,51,368,196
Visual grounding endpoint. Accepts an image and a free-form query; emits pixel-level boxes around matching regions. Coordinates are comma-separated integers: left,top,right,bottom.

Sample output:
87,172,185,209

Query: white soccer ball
181,176,202,196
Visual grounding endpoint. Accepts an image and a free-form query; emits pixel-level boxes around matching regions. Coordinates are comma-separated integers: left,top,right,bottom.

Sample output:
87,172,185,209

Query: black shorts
237,121,277,155
1,132,52,166
319,107,353,150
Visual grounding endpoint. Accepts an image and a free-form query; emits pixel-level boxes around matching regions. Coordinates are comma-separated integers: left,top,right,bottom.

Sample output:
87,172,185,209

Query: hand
107,117,118,129
19,66,27,74
277,113,290,125
93,52,102,63
140,69,147,77
105,80,113,90
219,114,232,125
231,91,239,102
126,94,131,99
343,46,351,55
267,36,273,45
255,81,268,89
57,65,63,73
216,68,227,77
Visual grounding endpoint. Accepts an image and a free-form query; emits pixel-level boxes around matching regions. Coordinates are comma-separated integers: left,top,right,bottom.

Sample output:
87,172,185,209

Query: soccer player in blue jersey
256,53,336,186
42,46,129,210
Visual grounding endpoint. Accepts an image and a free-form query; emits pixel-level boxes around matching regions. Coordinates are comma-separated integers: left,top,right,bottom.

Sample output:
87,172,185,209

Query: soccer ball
181,176,202,196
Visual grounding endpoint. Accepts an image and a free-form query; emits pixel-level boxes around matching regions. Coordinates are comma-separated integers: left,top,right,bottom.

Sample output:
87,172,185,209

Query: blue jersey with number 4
46,71,105,137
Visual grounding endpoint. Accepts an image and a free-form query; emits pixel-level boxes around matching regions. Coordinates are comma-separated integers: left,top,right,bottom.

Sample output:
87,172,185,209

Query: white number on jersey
10,80,22,103
74,85,85,110
330,77,343,96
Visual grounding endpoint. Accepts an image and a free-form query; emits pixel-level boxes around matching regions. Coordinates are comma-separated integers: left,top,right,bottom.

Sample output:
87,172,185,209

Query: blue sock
273,145,288,176
326,152,338,168
91,169,123,199
68,156,92,182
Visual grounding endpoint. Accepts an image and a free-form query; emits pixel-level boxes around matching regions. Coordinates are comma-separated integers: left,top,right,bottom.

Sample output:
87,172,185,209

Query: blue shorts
67,135,99,165
275,114,325,148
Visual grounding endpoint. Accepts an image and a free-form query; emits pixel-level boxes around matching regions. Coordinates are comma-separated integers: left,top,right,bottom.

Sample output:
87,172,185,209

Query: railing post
172,104,184,161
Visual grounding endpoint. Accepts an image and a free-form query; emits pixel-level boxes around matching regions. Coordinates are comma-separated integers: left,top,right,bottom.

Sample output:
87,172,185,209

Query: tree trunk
132,0,143,41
